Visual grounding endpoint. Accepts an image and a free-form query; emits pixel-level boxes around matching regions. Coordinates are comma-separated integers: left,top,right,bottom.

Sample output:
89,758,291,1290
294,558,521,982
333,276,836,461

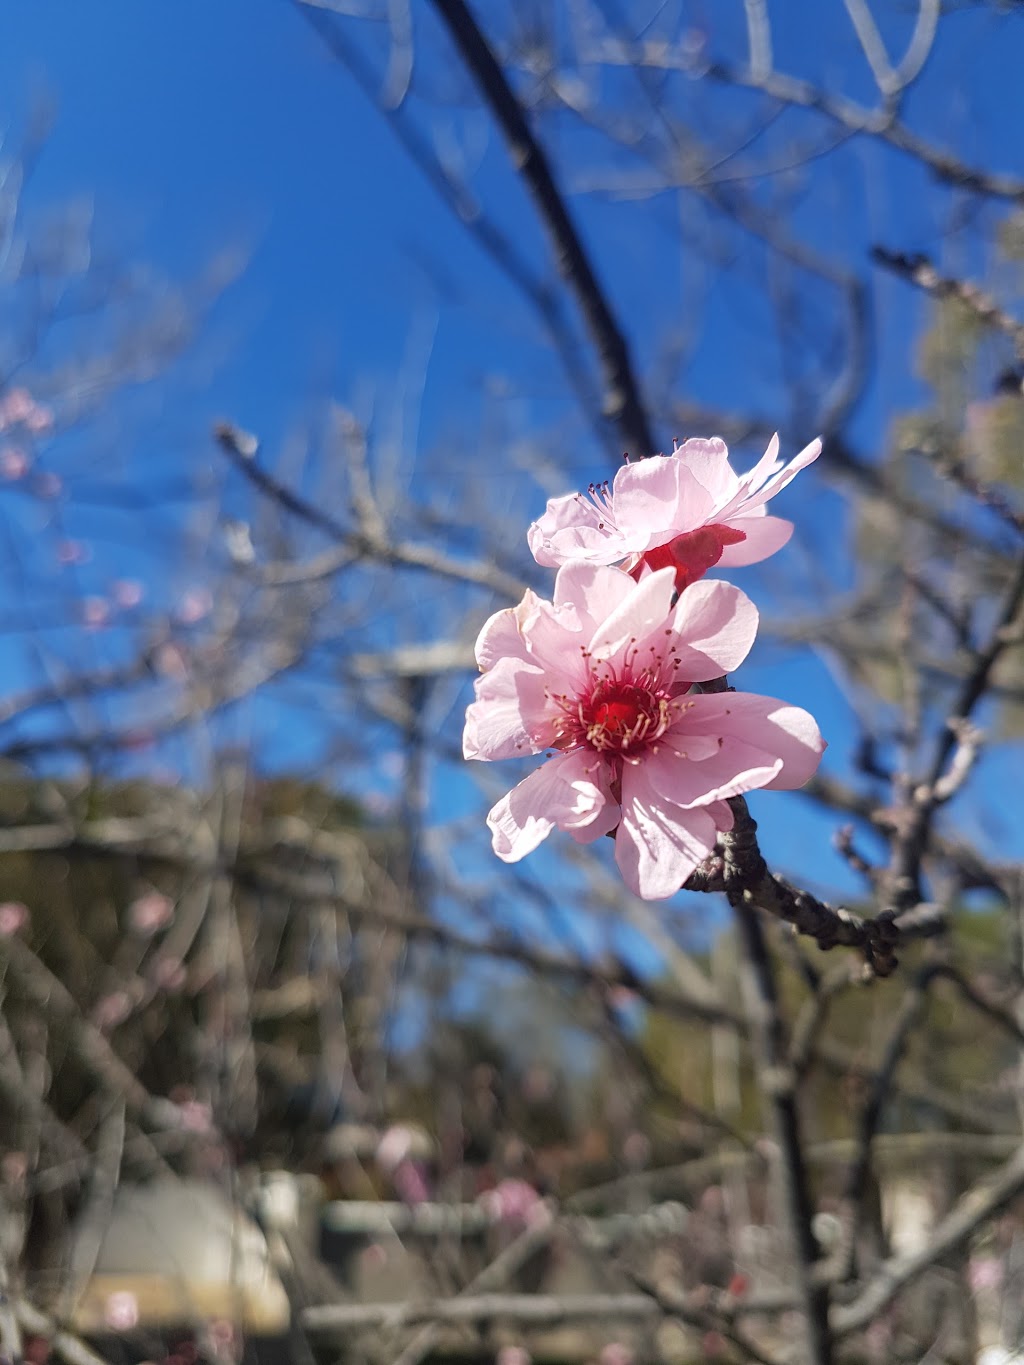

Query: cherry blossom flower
480,1177,543,1227
1,388,35,427
0,902,29,936
0,446,29,480
177,586,213,624
104,1291,140,1332
128,890,175,936
113,578,144,609
528,434,821,592
464,563,824,899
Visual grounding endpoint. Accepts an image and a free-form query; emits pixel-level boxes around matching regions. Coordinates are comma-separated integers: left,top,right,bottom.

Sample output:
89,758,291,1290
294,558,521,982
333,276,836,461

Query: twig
731,892,834,1365
685,796,941,977
871,246,1024,354
427,0,657,459
302,1290,661,1334
15,1300,111,1365
832,1141,1024,1335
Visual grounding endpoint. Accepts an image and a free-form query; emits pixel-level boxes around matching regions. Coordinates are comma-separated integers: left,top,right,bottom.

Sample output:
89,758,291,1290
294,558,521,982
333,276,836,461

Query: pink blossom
464,564,824,899
600,1347,635,1365
0,902,29,936
82,596,110,629
25,403,54,435
56,539,89,566
1,388,35,426
113,579,144,609
392,1159,431,1205
495,1349,531,1365
480,1178,542,1226
528,434,821,592
0,446,29,480
177,1099,215,1133
128,890,175,936
104,1290,140,1332
92,991,133,1031
177,586,213,624
376,1123,416,1172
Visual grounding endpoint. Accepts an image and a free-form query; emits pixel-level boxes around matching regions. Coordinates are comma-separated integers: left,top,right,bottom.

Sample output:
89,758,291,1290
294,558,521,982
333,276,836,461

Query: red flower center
593,697,642,734
637,522,747,592
581,679,671,753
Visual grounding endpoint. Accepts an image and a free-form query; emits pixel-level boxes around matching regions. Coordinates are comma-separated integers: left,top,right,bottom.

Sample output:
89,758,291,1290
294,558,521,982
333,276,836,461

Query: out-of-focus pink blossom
113,579,144,609
82,596,110,629
104,1291,140,1332
204,1319,236,1356
155,642,189,679
2,388,35,426
0,446,29,480
23,1336,51,1365
528,434,820,592
599,1345,635,1365
177,586,213,624
2,1151,28,1185
495,1347,531,1365
480,1178,542,1227
969,1254,1005,1293
464,563,824,899
178,1099,215,1133
128,890,175,936
0,902,29,936
92,991,133,1031
57,539,89,566
25,403,54,435
392,1159,431,1206
376,1124,416,1172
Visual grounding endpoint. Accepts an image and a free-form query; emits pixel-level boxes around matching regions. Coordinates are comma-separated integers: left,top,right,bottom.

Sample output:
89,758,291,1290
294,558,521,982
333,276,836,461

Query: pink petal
668,580,758,679
614,458,715,550
739,436,821,513
643,725,782,808
676,693,826,792
588,567,677,662
488,752,615,861
716,515,794,567
609,456,683,540
553,561,637,636
464,658,551,760
674,437,737,502
742,433,782,492
703,798,734,831
615,765,720,899
475,593,543,670
528,492,631,566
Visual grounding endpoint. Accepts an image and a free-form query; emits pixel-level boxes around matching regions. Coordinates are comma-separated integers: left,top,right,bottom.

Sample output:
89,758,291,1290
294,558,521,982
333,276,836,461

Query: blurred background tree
0,3,1022,1363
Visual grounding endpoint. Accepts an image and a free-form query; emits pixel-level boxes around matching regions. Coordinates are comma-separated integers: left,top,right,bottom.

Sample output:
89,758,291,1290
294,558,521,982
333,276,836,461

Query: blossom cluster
463,435,826,900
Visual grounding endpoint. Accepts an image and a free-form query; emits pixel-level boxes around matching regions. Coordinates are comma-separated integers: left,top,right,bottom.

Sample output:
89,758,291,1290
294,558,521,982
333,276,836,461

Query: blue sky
1,2,1022,946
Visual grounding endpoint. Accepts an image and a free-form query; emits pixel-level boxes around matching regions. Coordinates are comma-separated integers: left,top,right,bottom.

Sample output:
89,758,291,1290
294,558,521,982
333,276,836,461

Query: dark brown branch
684,795,940,977
731,892,834,1365
427,0,657,460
